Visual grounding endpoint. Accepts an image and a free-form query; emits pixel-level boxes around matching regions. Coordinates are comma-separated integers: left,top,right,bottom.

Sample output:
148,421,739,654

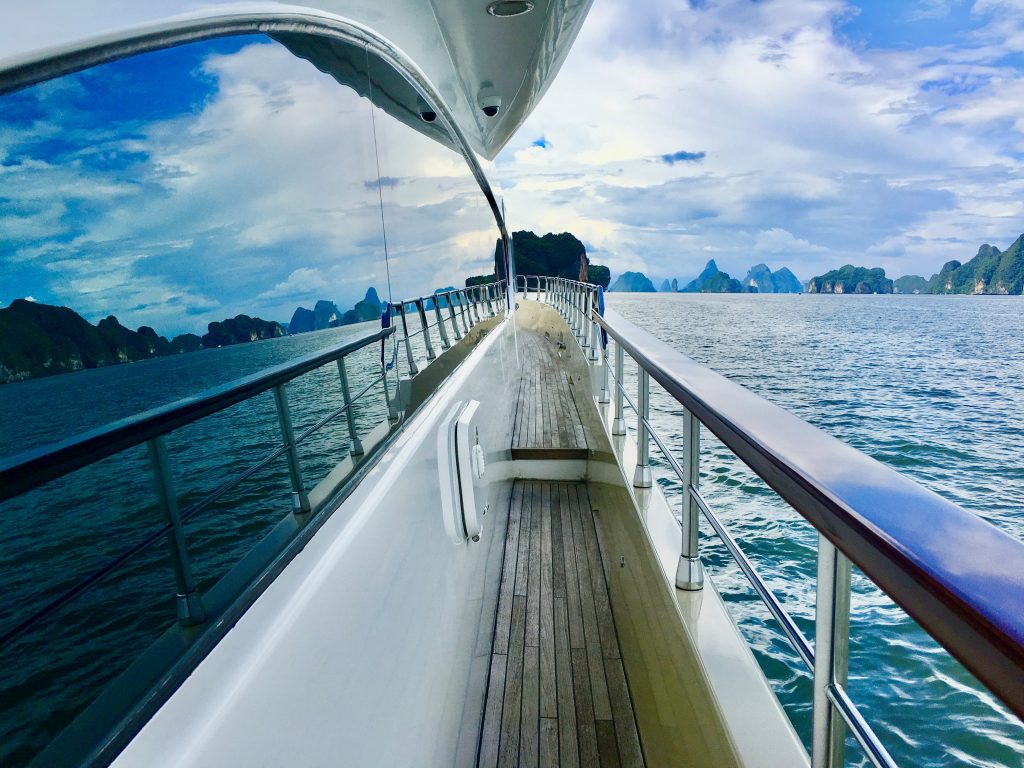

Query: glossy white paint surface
113,317,523,767
0,0,592,158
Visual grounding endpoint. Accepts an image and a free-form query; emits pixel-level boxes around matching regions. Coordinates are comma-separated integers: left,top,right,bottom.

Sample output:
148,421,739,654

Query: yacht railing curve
517,274,1024,768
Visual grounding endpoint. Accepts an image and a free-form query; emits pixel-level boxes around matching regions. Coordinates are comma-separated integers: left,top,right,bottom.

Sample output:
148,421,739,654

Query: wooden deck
479,481,644,768
510,332,588,460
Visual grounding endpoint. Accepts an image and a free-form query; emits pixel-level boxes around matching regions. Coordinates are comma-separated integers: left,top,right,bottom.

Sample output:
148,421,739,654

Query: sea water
0,295,1022,766
607,292,1024,768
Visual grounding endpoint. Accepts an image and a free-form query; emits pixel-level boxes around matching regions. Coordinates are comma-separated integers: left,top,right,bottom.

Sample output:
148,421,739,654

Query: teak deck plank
480,481,645,767
509,331,588,459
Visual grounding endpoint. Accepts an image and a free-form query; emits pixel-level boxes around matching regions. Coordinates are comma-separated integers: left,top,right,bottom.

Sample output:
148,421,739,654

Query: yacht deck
510,330,589,460
478,480,644,767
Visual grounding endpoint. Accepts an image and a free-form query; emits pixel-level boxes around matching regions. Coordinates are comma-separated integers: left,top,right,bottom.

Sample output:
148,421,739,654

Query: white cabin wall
113,316,522,767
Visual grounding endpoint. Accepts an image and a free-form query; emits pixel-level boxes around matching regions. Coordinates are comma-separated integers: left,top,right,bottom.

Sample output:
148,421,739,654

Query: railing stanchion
273,384,311,514
676,410,704,590
448,296,463,340
633,368,653,488
396,302,419,376
434,296,451,349
813,535,851,768
337,357,365,456
416,298,436,362
599,341,611,404
588,289,600,362
147,436,206,626
485,284,495,316
612,342,627,435
459,290,472,330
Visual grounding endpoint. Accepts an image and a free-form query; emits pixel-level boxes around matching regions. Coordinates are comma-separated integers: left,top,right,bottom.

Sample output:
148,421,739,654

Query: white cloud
496,0,1024,281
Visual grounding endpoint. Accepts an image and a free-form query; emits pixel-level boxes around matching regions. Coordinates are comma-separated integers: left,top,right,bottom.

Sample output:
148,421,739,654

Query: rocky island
679,260,744,293
925,235,1024,294
610,271,656,292
468,230,611,289
742,264,803,293
806,265,893,294
0,300,284,384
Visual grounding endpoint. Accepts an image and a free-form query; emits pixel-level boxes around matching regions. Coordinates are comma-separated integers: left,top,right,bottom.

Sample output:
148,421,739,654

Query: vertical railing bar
147,436,206,626
415,298,436,361
448,292,463,340
337,356,365,456
396,302,419,376
434,295,451,349
273,384,311,515
813,534,851,768
676,409,704,590
633,367,653,488
612,342,627,435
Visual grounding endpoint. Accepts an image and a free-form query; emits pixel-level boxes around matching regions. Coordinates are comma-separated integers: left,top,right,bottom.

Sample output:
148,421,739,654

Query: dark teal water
607,293,1024,768
1,296,1022,766
0,317,433,765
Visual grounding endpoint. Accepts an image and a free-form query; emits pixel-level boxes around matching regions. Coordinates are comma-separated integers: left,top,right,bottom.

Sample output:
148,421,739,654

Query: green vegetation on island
925,235,1024,294
609,272,656,292
742,264,803,293
468,231,611,289
680,260,744,293
806,265,893,294
0,300,284,384
893,275,927,294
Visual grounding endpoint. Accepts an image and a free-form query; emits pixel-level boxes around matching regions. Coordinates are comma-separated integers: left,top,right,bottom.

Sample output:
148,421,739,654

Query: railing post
588,290,599,362
599,344,611,404
433,296,451,349
382,358,400,422
485,284,495,316
460,290,474,330
612,342,627,435
812,535,851,768
633,368,653,488
415,298,436,361
147,437,205,626
337,356,365,456
448,294,463,340
273,384,311,514
397,302,419,376
676,410,704,590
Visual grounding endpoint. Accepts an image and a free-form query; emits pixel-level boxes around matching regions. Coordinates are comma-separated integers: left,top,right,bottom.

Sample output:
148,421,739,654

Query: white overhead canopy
0,0,593,159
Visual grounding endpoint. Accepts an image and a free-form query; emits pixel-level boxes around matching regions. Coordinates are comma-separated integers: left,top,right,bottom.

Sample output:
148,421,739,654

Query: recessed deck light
487,1,534,18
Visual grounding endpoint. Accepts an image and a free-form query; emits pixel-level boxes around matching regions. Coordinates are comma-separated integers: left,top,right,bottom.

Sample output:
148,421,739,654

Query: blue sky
495,0,1024,286
0,35,493,335
2,0,1024,334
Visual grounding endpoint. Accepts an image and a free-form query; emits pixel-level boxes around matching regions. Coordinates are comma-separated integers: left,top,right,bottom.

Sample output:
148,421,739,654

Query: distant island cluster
2,230,1021,385
607,233,1024,296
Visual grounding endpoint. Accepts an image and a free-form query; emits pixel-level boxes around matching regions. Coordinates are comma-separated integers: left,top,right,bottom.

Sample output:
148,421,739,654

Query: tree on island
467,231,611,289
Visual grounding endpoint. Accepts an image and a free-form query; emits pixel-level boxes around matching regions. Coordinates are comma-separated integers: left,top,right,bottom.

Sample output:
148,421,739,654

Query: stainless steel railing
518,275,1024,768
393,280,506,378
0,280,507,649
0,326,396,639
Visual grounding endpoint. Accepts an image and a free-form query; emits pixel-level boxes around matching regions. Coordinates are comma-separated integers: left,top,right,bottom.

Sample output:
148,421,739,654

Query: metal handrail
0,326,395,502
392,280,506,377
0,325,396,641
521,275,1023,767
591,306,1024,717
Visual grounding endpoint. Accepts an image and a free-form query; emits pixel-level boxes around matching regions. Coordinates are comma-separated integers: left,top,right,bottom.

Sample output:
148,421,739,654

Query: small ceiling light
487,1,534,18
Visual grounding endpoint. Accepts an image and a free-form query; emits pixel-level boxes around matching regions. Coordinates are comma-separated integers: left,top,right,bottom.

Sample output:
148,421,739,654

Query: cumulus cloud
1,38,497,334
495,0,1024,281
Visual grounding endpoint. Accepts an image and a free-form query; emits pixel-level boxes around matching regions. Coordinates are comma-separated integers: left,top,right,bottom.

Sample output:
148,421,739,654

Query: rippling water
607,292,1024,768
1,296,1022,766
0,315,441,765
